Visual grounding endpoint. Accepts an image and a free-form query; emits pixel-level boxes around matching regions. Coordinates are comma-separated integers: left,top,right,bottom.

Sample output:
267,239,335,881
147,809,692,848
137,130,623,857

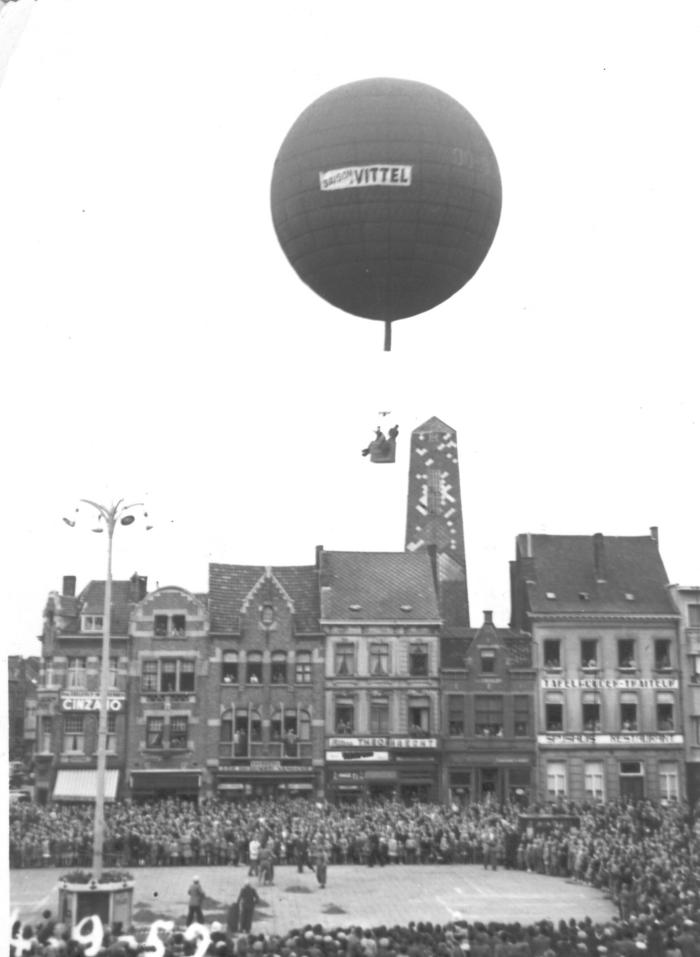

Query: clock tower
405,416,469,628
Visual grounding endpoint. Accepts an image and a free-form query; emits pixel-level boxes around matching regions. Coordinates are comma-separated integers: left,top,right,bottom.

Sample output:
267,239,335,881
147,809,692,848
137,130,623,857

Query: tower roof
412,416,455,434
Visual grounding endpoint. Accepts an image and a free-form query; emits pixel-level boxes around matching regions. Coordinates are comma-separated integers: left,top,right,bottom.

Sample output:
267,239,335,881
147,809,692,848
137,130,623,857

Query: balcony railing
218,741,312,761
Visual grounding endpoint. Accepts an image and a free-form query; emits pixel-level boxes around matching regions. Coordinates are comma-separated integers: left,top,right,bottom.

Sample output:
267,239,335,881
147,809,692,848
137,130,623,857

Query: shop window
618,639,636,670
369,698,389,733
480,649,496,674
409,643,428,676
545,701,563,732
514,695,530,736
408,699,430,735
169,716,188,749
295,650,312,684
475,695,503,736
656,699,674,731
584,761,605,800
620,700,638,731
146,717,164,748
106,712,117,752
222,651,238,684
271,652,288,684
335,702,354,734
246,652,263,684
369,643,389,676
543,639,561,669
658,762,679,801
581,640,598,670
582,701,601,732
546,762,567,798
66,657,87,690
63,714,85,753
447,695,465,736
654,639,671,671
335,643,355,676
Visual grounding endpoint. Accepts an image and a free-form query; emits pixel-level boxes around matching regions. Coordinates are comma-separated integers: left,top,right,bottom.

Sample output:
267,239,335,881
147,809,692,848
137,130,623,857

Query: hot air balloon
270,77,502,349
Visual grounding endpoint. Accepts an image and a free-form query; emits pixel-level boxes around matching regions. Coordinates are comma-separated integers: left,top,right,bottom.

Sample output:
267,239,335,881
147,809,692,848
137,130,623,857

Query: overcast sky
1,0,699,659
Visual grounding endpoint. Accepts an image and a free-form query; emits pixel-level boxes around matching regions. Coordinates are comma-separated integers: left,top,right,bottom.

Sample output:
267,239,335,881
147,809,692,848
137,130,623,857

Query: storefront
215,759,318,799
325,736,440,802
445,755,533,806
129,768,203,801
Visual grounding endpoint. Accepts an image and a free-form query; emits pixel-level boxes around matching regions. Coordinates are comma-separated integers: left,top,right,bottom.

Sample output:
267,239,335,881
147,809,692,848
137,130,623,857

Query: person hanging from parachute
362,413,399,463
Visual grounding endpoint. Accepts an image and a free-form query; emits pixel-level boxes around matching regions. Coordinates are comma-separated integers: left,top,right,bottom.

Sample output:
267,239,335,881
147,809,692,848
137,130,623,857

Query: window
335,701,354,734
141,659,195,693
581,640,598,669
659,762,679,800
246,652,263,684
545,701,563,732
146,716,164,748
475,695,503,736
688,604,700,626
369,643,389,676
106,712,117,752
63,714,85,753
220,711,234,754
656,695,674,730
480,649,496,674
82,615,104,632
514,696,530,736
408,698,430,735
620,699,638,731
335,643,355,676
222,651,238,684
66,657,87,690
693,717,700,746
169,716,188,749
618,639,636,669
298,709,310,742
654,639,672,671
250,709,262,742
154,614,187,638
369,697,389,733
295,650,312,684
448,695,465,736
692,656,700,684
582,699,601,732
40,715,52,753
543,639,561,669
409,643,428,676
271,652,287,685
282,709,299,755
546,762,567,798
234,710,250,755
584,761,605,800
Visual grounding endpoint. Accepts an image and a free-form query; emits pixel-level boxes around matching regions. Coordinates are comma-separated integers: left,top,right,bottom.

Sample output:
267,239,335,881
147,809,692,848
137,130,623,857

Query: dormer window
82,615,104,632
480,649,496,674
545,592,557,600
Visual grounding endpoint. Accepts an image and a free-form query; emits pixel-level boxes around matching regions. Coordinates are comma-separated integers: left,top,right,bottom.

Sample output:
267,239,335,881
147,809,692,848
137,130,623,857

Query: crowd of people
10,796,700,957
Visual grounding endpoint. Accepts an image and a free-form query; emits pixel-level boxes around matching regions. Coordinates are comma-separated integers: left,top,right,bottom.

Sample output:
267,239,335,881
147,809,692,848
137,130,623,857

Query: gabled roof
320,550,440,622
208,563,320,634
78,580,136,635
441,618,532,668
412,416,454,435
516,533,677,617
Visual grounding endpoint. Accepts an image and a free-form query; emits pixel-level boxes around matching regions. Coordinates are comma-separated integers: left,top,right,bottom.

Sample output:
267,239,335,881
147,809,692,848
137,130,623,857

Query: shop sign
225,763,310,774
541,677,678,690
326,750,389,761
61,695,125,712
538,732,684,746
333,771,364,781
327,736,437,748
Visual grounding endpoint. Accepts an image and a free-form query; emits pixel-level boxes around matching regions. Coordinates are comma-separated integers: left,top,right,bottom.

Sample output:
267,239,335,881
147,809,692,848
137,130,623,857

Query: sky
1,0,699,661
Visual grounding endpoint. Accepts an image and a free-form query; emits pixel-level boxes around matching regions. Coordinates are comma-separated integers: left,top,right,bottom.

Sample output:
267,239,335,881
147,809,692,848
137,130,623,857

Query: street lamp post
77,498,142,878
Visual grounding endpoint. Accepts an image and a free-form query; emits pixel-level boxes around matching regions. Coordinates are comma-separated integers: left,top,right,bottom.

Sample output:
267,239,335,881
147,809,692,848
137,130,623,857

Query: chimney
427,543,440,604
650,526,659,545
593,532,606,583
129,572,147,602
62,575,76,597
483,610,494,625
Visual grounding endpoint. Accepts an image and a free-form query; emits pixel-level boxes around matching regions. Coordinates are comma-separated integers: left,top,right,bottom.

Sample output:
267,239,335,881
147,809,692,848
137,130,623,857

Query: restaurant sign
538,733,684,746
327,737,437,748
541,677,678,690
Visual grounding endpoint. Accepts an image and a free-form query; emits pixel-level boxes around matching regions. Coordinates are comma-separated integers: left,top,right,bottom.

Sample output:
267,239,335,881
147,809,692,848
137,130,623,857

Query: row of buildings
13,417,700,808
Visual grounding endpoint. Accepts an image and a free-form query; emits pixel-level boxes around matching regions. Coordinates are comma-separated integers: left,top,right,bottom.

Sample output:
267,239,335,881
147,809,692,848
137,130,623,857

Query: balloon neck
384,321,392,351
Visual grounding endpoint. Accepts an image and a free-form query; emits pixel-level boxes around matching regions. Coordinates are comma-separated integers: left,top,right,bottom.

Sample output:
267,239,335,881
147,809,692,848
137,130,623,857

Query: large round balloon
270,77,502,342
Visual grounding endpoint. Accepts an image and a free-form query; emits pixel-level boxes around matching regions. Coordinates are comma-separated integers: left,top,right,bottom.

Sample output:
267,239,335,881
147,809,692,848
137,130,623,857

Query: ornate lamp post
66,498,144,877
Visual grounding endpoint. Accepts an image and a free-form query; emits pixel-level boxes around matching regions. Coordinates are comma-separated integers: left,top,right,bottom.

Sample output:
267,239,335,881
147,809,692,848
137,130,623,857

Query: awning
218,783,245,791
130,770,201,792
53,769,119,802
287,782,313,790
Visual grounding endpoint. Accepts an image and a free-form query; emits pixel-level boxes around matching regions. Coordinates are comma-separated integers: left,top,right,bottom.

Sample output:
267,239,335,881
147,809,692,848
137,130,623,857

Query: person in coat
237,879,260,934
186,876,206,926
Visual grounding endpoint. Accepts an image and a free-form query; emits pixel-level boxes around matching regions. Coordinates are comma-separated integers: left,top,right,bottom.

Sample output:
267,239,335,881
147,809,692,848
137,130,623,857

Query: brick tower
405,416,470,628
